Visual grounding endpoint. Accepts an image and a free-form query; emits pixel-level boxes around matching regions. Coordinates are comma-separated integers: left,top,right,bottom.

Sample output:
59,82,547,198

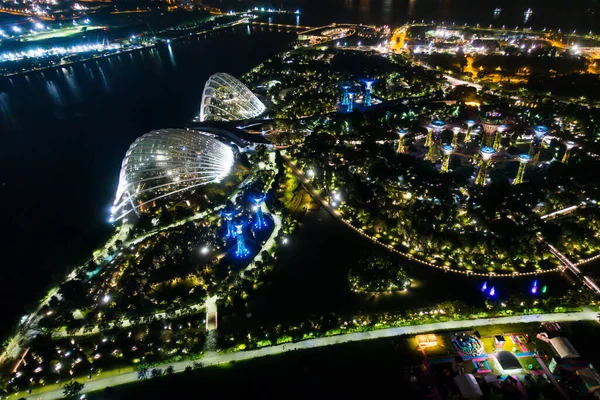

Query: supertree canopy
480,108,505,137
199,73,266,122
532,125,549,140
363,80,374,107
111,129,234,222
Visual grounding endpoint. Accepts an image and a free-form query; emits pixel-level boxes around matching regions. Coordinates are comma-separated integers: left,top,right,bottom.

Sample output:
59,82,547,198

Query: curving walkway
23,308,598,399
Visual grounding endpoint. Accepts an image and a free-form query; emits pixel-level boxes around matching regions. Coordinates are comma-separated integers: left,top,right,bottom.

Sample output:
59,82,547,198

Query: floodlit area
21,25,104,42
411,322,595,399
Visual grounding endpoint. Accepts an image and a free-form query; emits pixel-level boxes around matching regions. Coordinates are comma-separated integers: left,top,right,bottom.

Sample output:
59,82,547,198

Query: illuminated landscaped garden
2,16,600,400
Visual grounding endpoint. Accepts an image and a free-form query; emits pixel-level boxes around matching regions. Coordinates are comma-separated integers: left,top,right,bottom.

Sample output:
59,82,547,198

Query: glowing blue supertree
233,217,250,258
251,193,267,230
347,93,354,113
340,83,350,106
221,204,237,239
364,80,374,107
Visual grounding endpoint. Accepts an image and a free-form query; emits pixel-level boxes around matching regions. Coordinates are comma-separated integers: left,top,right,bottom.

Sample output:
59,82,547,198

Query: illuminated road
443,74,483,90
251,21,313,29
418,62,483,90
0,8,53,20
540,204,581,220
23,308,598,400
281,153,342,219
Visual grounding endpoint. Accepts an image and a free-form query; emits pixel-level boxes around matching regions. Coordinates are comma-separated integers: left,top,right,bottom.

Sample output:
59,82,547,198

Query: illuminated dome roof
199,73,266,122
111,129,234,221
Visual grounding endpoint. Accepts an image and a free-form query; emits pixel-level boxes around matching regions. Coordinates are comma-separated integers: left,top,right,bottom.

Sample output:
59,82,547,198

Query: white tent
454,374,483,399
549,337,580,359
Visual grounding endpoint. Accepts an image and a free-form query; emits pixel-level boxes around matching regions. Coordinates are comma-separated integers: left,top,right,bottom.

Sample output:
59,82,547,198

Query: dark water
0,26,294,336
243,0,600,31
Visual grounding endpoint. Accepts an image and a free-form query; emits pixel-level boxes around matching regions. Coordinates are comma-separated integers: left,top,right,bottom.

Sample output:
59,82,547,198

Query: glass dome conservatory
199,72,266,122
111,129,234,221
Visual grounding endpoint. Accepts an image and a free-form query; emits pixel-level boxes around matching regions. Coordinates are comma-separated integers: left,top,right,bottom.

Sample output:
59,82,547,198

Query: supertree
441,145,454,173
221,204,237,239
425,120,446,162
480,108,505,146
347,93,354,112
513,154,531,185
562,141,576,164
233,217,250,258
251,193,268,230
464,120,476,143
475,146,496,186
530,125,548,163
493,124,507,151
340,83,350,106
397,128,408,153
364,80,374,107
425,127,433,147
452,127,461,147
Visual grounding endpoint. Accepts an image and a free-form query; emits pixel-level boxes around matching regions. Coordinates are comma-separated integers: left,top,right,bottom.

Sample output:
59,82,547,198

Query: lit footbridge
537,235,600,295
251,21,313,30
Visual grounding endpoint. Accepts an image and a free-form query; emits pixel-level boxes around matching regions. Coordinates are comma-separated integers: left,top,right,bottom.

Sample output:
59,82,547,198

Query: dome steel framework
112,129,234,221
199,73,266,122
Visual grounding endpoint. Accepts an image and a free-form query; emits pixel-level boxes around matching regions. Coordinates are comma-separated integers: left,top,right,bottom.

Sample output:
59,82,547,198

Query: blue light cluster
251,193,268,230
221,205,237,239
233,217,250,258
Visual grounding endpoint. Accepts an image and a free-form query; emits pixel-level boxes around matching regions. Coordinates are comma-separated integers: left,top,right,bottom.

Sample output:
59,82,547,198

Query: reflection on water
0,92,16,129
382,0,392,25
292,0,600,31
96,61,111,93
45,80,64,107
408,0,416,16
359,0,370,13
62,66,82,103
167,44,177,68
524,8,533,24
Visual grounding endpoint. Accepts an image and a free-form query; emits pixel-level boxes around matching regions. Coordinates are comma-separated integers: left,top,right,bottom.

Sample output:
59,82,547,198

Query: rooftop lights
480,146,496,160
442,144,455,155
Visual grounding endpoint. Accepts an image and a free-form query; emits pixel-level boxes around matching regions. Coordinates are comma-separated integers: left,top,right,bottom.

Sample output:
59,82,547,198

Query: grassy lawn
23,26,104,42
518,355,543,372
279,168,316,216
474,322,537,338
